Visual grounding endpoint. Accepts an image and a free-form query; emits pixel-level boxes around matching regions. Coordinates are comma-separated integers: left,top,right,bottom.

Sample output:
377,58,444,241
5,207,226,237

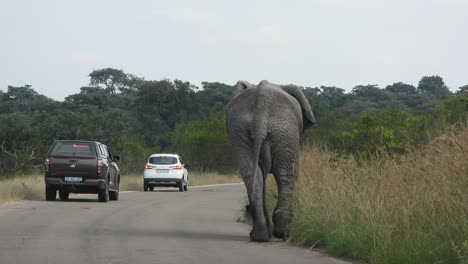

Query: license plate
156,169,169,173
65,177,82,182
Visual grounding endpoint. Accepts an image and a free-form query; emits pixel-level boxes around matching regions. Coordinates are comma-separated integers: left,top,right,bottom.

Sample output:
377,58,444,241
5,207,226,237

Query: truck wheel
98,183,109,202
109,177,119,201
45,186,56,201
59,190,69,200
109,190,119,201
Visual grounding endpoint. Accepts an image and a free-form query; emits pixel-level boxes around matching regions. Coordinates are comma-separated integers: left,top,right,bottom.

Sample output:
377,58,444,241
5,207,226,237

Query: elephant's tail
250,137,264,203
250,82,269,203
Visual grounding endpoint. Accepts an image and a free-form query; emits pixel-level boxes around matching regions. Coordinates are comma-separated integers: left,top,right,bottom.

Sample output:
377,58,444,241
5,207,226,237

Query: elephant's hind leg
272,149,299,239
235,148,270,242
243,165,270,242
272,175,295,239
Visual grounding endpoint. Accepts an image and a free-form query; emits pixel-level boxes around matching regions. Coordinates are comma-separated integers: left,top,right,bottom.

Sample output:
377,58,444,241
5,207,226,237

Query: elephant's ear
280,85,316,130
234,80,255,94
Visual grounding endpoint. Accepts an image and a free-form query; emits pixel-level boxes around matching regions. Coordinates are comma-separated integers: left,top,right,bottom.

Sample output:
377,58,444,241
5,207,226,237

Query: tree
302,87,321,97
89,68,142,95
195,82,233,118
417,76,451,96
321,86,345,97
0,113,37,175
351,85,391,100
385,82,417,95
319,86,347,108
65,87,112,109
0,85,55,113
173,117,234,171
132,80,178,148
4,85,38,112
456,85,468,96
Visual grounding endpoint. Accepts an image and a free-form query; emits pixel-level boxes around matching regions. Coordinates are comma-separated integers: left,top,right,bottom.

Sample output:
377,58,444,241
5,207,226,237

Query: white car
143,154,189,192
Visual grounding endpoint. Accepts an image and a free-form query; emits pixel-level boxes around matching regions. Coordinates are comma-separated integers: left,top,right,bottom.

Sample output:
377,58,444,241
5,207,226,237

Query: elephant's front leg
243,166,270,242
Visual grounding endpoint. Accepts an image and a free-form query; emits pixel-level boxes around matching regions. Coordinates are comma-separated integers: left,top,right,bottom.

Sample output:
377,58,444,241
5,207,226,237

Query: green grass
0,172,240,204
264,126,468,263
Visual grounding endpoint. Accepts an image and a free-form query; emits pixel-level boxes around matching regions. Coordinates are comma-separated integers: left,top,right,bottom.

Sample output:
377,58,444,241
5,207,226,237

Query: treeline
302,77,468,154
0,68,466,177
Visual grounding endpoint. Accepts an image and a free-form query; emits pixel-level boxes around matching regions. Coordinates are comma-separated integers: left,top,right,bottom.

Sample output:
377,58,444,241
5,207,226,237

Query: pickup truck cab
44,140,120,202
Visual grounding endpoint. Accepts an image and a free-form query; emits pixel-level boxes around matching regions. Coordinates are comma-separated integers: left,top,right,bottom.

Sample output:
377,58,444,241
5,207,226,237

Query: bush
172,117,235,172
336,110,428,155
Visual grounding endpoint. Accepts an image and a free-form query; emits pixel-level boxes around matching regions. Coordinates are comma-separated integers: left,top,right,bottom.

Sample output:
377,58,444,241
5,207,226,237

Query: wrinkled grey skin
226,80,316,242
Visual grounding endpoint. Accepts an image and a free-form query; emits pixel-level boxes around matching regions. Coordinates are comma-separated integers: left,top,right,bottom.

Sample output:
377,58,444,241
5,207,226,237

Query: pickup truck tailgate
49,155,97,177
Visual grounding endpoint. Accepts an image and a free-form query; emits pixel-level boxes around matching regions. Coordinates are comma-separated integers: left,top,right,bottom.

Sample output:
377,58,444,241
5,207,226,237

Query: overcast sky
1,0,467,100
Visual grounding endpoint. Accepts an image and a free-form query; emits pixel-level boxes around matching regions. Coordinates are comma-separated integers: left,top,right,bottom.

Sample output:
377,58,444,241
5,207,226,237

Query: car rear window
51,142,95,156
149,156,177,165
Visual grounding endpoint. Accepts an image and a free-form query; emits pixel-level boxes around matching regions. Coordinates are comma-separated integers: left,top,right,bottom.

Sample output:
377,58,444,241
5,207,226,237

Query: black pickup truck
44,140,120,202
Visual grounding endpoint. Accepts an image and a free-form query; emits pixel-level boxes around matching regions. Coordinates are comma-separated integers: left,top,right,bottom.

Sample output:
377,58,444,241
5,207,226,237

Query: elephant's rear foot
272,228,288,239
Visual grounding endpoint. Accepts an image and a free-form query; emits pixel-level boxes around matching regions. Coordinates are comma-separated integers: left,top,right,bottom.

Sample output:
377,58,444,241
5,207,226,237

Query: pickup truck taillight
44,158,50,173
97,159,103,174
170,165,182,170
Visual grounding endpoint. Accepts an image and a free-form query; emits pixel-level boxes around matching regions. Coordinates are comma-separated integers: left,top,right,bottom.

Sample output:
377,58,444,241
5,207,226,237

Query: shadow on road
43,198,101,203
105,228,248,242
146,189,181,193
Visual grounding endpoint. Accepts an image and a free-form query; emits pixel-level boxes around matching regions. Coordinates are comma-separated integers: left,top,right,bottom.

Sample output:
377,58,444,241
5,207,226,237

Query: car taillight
170,165,182,170
44,158,50,173
144,165,153,170
97,159,103,174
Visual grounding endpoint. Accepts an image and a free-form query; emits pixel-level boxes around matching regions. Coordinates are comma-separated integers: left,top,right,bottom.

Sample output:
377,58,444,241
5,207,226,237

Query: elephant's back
227,83,302,127
226,88,256,131
259,85,304,131
226,81,303,148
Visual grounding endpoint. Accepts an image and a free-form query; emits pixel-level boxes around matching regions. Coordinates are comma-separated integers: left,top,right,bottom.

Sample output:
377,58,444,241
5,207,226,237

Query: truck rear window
149,156,177,165
51,142,95,156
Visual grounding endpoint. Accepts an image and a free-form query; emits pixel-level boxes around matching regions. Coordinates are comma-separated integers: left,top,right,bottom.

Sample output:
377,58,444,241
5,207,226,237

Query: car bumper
45,177,107,190
144,178,182,187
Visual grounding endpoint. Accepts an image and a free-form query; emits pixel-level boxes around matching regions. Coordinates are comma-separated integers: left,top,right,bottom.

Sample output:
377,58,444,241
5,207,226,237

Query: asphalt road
0,183,349,264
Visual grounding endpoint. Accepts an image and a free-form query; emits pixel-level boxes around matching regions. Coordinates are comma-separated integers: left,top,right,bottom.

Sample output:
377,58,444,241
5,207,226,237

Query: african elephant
226,80,315,242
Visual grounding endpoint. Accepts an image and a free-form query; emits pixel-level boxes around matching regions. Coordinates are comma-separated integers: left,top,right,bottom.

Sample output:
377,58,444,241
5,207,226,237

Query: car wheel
59,190,69,200
144,182,148,192
184,180,188,191
98,183,109,202
178,181,184,192
45,186,56,201
149,186,154,192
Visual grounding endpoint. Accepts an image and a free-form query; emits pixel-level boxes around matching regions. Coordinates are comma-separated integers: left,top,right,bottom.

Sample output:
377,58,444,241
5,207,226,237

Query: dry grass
284,127,468,263
0,172,240,204
0,174,44,203
188,171,241,186
119,173,142,191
